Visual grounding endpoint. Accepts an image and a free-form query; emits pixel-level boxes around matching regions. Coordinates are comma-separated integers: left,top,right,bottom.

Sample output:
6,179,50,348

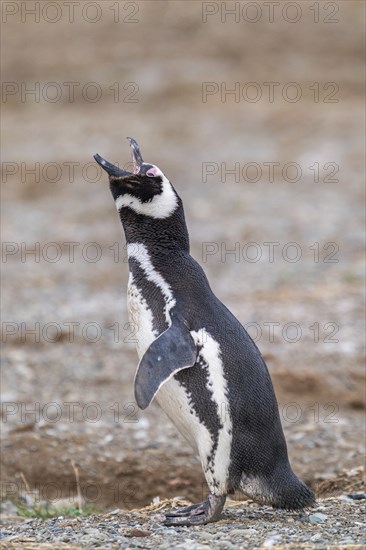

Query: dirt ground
1,0,365,531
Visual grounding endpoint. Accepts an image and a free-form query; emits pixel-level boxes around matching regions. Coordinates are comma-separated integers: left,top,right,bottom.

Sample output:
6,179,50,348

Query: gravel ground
1,496,365,549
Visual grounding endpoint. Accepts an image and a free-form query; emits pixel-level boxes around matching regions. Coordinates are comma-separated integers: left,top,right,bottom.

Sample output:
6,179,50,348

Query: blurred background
1,1,365,512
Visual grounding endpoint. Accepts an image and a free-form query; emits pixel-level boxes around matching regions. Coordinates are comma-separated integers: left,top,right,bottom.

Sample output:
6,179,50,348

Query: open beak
94,137,144,178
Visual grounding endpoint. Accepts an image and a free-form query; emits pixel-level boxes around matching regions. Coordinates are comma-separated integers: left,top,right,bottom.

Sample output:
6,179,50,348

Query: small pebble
263,534,282,547
309,513,328,524
310,533,323,542
128,528,152,537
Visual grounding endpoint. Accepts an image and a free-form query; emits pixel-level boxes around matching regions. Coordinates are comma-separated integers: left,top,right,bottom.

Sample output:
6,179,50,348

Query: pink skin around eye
146,166,160,177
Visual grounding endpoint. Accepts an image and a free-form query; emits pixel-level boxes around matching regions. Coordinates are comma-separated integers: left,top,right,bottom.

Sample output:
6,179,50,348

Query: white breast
126,268,212,461
127,275,211,463
156,377,213,457
127,274,157,358
126,247,232,494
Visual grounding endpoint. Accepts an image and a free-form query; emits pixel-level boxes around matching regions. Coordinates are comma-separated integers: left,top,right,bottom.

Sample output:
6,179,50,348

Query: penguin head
94,138,178,220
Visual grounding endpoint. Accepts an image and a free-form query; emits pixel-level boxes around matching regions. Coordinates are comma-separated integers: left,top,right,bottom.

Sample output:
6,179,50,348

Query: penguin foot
164,494,226,526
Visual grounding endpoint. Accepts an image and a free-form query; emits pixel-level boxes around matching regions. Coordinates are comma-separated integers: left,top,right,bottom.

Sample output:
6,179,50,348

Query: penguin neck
119,201,190,260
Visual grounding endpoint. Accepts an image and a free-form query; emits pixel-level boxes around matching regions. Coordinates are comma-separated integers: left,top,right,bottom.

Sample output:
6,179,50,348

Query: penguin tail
268,474,316,510
240,467,316,510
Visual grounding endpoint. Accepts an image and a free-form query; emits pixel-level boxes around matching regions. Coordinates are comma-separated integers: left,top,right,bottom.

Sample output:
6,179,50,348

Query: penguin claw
164,502,203,517
163,494,226,526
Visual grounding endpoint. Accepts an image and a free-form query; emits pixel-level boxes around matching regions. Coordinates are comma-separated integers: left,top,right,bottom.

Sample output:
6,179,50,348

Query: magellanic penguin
94,139,315,526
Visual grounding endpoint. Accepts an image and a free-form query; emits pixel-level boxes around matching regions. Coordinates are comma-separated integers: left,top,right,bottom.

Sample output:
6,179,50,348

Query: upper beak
93,153,132,178
127,137,144,174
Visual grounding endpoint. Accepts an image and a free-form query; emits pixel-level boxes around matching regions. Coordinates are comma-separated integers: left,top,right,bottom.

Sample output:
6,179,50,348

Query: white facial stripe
115,173,178,219
191,330,233,495
127,243,176,323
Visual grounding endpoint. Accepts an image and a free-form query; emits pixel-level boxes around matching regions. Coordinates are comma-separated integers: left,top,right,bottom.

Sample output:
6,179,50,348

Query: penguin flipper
134,321,197,410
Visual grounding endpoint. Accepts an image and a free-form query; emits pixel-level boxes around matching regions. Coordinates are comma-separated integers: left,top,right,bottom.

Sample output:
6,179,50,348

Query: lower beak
94,154,132,178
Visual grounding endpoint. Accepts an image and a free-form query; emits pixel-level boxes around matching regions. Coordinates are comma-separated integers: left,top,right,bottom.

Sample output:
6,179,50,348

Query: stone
309,513,328,524
128,528,152,537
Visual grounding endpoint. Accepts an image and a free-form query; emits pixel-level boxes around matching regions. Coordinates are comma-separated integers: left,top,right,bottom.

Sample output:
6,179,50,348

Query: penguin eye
146,171,155,178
